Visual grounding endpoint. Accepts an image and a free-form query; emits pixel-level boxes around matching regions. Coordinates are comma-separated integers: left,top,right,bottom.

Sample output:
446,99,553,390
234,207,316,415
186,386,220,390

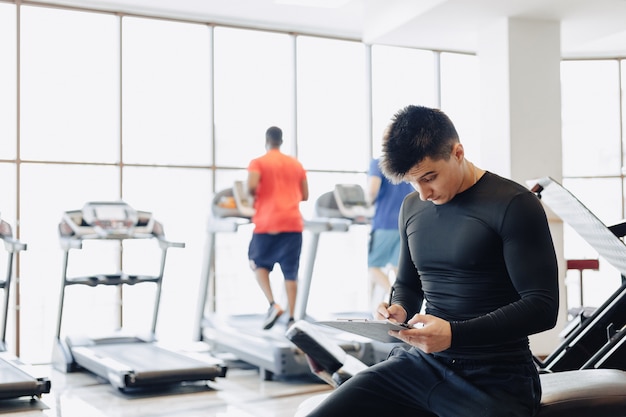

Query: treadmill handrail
55,203,185,342
0,220,26,253
64,273,161,287
0,237,26,253
156,236,185,250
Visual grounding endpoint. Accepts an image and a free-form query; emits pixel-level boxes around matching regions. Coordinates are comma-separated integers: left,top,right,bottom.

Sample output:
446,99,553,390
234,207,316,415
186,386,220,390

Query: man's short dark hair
380,105,459,183
266,126,283,147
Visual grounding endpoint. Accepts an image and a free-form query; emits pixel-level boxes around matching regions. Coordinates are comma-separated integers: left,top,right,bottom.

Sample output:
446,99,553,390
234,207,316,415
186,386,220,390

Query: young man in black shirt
305,105,559,417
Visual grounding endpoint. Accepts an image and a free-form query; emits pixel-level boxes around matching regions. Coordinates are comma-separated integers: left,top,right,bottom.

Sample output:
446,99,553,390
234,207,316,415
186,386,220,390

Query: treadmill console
316,184,373,224
212,181,256,219
0,215,26,254
0,214,9,239
83,202,138,236
60,201,155,239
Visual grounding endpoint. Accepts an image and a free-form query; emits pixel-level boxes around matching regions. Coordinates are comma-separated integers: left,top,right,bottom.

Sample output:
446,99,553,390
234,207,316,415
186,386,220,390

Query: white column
478,18,566,357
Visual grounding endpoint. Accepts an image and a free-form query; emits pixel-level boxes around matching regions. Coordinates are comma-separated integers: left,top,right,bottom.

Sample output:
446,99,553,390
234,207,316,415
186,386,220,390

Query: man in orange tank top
247,126,309,330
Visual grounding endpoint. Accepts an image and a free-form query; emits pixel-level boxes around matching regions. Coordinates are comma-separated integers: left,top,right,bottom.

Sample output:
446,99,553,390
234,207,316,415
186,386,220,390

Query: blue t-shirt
369,158,414,230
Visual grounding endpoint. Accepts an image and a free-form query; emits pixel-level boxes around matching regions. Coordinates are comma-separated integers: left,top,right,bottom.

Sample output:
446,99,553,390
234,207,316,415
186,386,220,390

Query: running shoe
263,304,283,330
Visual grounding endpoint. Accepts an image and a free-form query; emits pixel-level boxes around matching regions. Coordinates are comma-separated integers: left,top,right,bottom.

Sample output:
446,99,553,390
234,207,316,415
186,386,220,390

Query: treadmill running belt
72,342,223,387
86,343,208,372
0,360,44,399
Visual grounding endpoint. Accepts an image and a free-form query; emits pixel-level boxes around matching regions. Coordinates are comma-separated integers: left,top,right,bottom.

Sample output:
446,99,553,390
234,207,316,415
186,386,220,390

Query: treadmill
196,183,378,380
528,177,626,372
52,201,227,392
306,184,409,363
294,184,374,322
0,215,51,400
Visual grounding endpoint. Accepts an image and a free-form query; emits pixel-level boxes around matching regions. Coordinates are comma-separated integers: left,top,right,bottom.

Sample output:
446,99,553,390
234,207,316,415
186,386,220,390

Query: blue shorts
368,229,401,268
248,232,302,280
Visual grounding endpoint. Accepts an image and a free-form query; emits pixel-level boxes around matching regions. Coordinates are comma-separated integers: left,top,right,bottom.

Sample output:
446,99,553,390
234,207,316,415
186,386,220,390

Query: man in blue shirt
367,158,414,306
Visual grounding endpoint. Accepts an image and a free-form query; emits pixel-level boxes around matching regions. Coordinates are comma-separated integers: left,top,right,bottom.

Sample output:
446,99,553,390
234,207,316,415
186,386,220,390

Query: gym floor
0,361,332,417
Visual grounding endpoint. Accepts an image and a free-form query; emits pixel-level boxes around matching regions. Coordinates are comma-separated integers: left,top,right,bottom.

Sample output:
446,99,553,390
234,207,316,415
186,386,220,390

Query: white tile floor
0,363,332,417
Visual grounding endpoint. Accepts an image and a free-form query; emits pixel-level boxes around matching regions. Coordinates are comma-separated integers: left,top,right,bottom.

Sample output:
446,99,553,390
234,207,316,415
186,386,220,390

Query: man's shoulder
280,152,306,169
368,158,382,176
482,172,530,196
253,151,305,173
401,191,428,211
480,173,542,215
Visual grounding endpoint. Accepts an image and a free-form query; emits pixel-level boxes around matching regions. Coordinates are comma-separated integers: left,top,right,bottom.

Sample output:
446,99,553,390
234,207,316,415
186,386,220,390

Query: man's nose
411,183,430,201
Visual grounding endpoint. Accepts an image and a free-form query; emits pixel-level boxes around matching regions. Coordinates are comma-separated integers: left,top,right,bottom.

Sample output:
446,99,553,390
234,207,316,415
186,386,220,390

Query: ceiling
28,0,626,58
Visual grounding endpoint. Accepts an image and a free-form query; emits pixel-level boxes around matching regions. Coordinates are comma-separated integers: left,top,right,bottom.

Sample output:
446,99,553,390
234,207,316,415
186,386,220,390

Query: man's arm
247,171,260,196
367,175,382,206
389,197,424,319
450,192,559,347
300,177,309,201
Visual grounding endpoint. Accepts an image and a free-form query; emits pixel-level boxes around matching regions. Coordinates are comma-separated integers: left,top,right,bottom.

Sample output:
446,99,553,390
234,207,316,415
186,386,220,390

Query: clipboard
317,318,411,343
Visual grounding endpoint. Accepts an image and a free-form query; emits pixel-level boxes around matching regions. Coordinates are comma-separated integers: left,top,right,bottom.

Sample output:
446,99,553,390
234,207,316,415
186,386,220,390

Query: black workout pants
304,346,541,417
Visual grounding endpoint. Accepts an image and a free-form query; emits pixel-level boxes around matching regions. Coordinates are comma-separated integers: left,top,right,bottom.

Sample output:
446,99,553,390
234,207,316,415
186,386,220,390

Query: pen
388,286,394,306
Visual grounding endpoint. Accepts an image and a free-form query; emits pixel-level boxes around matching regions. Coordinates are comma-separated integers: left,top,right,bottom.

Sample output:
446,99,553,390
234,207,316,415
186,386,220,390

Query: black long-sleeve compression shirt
391,171,559,360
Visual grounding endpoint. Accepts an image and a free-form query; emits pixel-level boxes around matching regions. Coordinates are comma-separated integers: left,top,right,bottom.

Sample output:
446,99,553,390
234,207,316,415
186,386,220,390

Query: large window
440,52,481,165
560,59,625,312
20,6,119,163
296,36,369,172
121,166,213,342
19,6,121,361
0,2,17,258
0,3,16,161
3,2,480,364
123,17,212,166
561,60,621,178
214,27,294,168
370,45,436,158
19,164,120,360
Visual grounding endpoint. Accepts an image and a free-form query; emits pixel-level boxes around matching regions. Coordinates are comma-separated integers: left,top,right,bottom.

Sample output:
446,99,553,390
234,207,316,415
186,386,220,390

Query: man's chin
429,197,448,205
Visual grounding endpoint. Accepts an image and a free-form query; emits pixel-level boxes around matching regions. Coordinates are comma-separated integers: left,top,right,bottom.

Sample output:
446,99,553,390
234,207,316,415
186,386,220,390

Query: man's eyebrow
418,170,436,180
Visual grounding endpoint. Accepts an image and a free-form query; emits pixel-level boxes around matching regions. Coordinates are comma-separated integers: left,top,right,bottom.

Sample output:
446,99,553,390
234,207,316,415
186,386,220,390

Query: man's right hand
375,302,407,324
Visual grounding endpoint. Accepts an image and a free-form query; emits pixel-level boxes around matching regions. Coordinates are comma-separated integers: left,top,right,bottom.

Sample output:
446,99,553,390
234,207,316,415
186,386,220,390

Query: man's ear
452,143,464,161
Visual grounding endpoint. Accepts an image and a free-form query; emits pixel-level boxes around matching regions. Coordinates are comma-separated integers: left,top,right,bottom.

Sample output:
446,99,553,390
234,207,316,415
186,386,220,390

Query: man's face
403,144,465,205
